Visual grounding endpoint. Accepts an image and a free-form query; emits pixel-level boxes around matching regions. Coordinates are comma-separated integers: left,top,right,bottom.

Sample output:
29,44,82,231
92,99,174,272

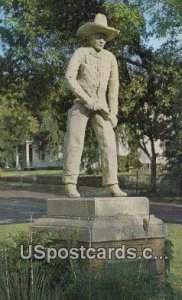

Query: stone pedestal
32,197,167,278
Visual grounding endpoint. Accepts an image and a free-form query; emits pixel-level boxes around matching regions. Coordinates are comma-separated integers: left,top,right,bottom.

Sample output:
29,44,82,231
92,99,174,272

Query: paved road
0,189,181,225
150,202,182,224
0,190,57,224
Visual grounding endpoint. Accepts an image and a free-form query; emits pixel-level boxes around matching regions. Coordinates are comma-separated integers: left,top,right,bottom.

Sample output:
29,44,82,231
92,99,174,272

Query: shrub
0,230,176,300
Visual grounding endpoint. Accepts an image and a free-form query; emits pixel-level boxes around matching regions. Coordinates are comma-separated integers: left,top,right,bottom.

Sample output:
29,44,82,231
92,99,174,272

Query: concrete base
32,197,167,242
32,197,167,277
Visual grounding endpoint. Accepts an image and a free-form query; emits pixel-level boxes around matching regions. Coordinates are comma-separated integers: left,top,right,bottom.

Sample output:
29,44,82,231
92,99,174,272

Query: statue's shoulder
74,47,89,54
103,49,116,59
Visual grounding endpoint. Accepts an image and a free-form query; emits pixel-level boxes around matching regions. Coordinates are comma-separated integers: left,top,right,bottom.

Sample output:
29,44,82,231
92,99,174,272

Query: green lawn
0,169,150,177
0,169,62,177
167,224,182,297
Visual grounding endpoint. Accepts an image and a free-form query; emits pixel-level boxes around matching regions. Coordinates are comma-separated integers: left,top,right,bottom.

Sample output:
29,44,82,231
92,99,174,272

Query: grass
0,169,151,179
0,168,150,177
0,169,62,177
0,223,29,241
167,224,182,297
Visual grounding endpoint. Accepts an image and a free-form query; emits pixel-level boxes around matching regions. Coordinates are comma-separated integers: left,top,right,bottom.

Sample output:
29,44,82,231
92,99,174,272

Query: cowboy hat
77,13,120,42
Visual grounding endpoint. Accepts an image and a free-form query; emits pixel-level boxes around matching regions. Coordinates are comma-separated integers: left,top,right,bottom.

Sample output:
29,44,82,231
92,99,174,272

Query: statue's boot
65,184,80,198
106,184,127,197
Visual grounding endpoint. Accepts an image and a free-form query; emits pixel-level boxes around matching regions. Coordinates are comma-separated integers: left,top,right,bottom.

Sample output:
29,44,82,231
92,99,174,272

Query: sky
144,36,167,50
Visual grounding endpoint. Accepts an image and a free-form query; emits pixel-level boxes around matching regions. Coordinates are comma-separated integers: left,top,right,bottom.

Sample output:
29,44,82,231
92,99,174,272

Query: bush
0,230,176,300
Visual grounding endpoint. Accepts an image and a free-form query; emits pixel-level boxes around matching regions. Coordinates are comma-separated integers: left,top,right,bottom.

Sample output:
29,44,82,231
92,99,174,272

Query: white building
15,140,63,169
15,136,166,170
116,134,166,166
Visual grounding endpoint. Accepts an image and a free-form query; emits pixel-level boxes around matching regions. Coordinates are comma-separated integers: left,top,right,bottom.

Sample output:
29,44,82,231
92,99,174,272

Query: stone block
33,197,167,243
47,197,149,218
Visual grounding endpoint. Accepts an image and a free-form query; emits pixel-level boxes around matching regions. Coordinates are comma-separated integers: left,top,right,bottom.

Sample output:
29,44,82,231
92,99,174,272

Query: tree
0,84,39,164
0,0,105,155
106,2,181,193
163,59,182,192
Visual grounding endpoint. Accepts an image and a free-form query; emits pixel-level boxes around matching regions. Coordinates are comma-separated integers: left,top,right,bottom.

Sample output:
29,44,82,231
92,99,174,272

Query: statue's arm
65,49,93,107
108,55,119,116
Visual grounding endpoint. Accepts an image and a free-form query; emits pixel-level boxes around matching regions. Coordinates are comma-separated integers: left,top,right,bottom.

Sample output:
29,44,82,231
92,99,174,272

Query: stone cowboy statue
62,13,127,198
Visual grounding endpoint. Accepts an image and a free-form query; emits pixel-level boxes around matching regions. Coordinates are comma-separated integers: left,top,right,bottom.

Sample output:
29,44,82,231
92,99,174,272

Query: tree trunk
150,139,157,194
139,138,157,194
150,155,157,194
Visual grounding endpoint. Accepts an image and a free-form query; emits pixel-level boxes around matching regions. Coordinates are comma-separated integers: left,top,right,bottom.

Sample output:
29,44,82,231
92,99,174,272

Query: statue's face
90,33,107,51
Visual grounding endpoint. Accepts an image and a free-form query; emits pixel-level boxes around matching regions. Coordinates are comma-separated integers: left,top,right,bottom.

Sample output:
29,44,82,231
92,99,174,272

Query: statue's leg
91,113,118,185
91,113,127,196
62,103,89,186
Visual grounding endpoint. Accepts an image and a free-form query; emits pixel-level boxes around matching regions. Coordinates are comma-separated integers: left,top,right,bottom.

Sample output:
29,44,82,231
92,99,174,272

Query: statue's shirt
65,47,119,115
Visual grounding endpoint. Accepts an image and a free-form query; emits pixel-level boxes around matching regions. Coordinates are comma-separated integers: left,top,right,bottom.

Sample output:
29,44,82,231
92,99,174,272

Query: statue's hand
85,100,101,111
75,97,101,111
107,113,118,128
